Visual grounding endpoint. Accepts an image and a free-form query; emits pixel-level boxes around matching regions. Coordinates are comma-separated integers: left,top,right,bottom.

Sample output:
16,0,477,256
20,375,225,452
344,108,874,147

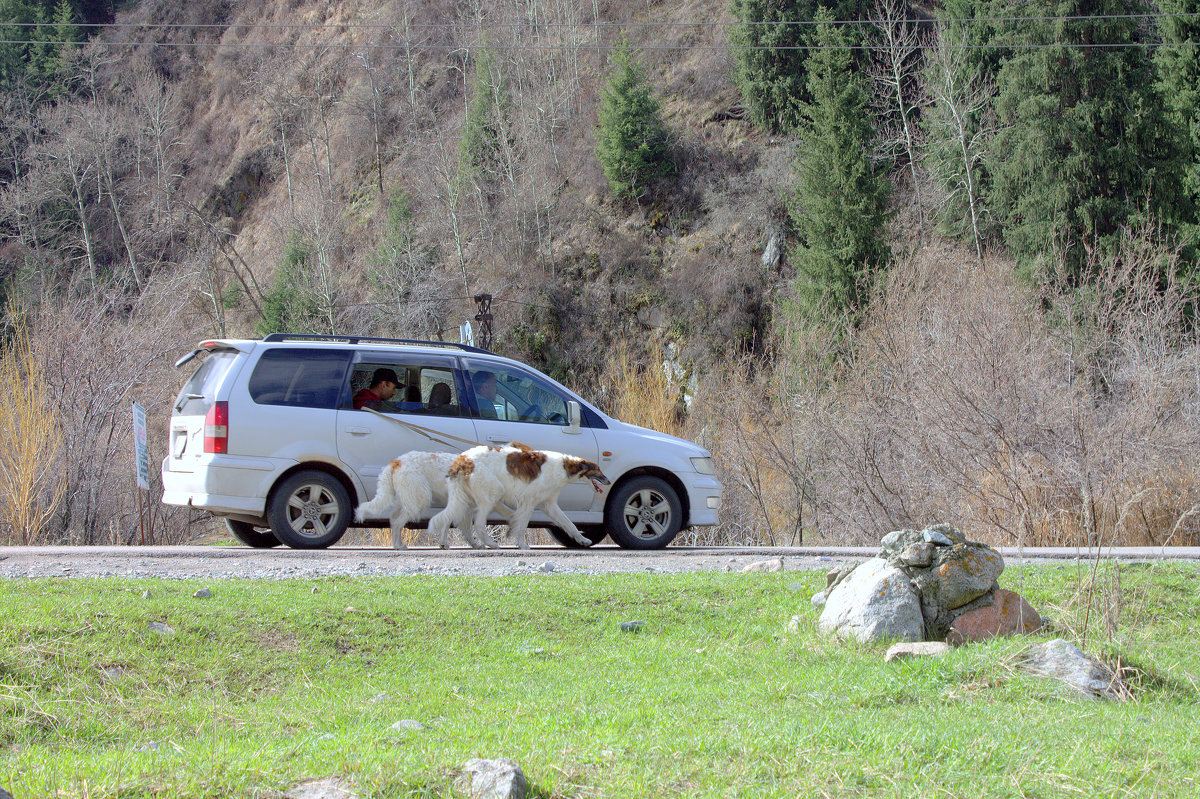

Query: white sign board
132,402,150,490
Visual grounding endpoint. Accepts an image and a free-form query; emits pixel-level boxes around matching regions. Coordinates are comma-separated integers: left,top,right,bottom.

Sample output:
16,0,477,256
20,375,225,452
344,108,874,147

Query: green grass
1,563,1199,798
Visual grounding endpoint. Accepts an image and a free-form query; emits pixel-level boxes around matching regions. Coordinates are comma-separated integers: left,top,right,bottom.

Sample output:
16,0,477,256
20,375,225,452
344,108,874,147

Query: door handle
487,436,508,444
346,426,371,435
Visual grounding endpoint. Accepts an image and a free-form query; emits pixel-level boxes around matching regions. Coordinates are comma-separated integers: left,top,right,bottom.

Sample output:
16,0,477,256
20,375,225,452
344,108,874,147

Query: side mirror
564,401,582,435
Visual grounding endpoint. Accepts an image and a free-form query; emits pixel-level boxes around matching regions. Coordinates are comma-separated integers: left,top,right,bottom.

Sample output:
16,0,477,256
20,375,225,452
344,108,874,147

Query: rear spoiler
173,339,254,368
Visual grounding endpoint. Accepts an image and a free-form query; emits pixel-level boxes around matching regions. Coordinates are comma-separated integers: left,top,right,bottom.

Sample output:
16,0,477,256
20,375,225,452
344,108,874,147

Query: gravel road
2,545,1197,580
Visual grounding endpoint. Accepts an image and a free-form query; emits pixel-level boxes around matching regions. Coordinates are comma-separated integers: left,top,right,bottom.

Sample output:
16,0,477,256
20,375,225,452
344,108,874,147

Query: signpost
132,402,152,545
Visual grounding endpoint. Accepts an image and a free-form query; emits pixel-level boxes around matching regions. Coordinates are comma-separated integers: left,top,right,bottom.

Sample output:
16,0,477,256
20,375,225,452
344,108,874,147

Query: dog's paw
579,537,593,546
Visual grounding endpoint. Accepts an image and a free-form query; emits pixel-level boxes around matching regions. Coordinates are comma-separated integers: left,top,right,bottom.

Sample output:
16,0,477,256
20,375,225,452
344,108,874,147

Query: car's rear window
174,350,239,416
248,348,351,409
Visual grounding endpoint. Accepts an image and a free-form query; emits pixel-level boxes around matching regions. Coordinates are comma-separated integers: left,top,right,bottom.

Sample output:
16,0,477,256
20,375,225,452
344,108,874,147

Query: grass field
2,562,1198,798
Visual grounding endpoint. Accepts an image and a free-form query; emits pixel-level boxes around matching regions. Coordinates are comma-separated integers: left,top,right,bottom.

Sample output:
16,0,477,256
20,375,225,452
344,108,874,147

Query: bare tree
867,0,929,235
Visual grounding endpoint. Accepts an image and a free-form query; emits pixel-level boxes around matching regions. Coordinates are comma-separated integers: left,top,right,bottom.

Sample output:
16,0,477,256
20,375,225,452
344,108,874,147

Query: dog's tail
355,457,402,522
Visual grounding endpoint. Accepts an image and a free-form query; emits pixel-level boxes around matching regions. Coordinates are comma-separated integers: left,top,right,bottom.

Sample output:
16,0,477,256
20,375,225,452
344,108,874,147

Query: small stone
135,741,159,752
458,757,528,799
880,530,905,550
366,693,390,704
390,719,425,732
538,562,555,573
343,607,357,613
193,588,213,599
100,665,129,682
885,642,953,662
899,542,933,568
147,621,175,636
311,587,320,594
286,777,363,799
811,590,827,607
619,620,644,633
923,530,953,546
1018,639,1130,701
785,614,805,634
515,559,527,567
141,590,152,599
740,558,783,573
316,733,335,742
788,582,806,592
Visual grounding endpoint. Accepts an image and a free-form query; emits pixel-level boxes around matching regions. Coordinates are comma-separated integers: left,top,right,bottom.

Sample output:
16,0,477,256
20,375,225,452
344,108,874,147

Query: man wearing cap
354,368,401,410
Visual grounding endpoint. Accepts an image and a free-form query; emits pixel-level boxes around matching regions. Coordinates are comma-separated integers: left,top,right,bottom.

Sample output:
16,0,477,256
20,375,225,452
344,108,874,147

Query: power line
2,37,1198,51
2,12,1200,30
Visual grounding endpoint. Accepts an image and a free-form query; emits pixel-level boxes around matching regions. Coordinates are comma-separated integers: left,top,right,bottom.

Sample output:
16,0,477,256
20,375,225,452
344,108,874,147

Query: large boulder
817,557,925,643
946,588,1043,645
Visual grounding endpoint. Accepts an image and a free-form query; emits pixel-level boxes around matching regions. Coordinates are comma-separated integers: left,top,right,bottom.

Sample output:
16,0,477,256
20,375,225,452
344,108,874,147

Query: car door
460,358,600,511
336,351,481,509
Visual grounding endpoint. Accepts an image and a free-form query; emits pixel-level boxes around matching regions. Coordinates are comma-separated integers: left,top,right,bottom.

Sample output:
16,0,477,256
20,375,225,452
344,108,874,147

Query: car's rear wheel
267,470,352,549
546,524,608,548
604,476,683,549
224,519,280,548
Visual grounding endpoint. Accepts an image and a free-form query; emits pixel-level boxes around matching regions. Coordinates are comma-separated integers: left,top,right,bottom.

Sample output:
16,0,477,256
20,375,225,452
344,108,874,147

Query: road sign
132,402,149,490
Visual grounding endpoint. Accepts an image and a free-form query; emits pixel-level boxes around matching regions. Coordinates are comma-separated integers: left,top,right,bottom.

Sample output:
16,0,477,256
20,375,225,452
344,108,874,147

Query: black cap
371,368,399,386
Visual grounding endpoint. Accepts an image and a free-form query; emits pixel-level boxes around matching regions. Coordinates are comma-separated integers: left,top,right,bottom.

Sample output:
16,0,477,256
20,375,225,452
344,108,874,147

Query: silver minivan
162,334,722,549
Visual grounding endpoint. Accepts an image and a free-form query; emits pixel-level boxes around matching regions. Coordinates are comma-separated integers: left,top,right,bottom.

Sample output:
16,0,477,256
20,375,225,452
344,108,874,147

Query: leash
363,407,482,451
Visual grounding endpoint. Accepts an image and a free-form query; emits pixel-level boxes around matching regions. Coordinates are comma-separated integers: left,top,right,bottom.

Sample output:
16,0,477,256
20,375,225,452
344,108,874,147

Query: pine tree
458,46,511,180
788,9,891,316
594,44,673,202
729,0,869,134
987,0,1189,280
1156,0,1200,251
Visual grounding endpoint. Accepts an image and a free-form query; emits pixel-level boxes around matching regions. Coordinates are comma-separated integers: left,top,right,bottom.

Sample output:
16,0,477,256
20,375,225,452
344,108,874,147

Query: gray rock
286,777,363,799
0,787,11,799
146,621,175,636
741,558,783,573
884,641,952,662
818,557,925,643
923,529,954,546
366,693,390,704
788,582,807,592
909,542,1004,612
538,562,555,573
899,542,933,568
880,530,905,551
141,590,152,599
1018,639,1130,701
810,590,827,607
458,757,528,799
193,588,213,599
390,719,425,732
619,620,644,633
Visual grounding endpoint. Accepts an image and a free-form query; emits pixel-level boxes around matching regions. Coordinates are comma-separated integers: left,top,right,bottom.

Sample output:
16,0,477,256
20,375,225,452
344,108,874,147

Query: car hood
607,419,711,458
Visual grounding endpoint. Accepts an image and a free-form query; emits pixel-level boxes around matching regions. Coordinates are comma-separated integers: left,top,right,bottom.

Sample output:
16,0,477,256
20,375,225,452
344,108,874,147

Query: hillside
2,0,1200,549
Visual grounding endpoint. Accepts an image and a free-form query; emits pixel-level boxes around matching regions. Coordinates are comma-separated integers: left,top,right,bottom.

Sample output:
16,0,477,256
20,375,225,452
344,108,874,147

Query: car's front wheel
604,476,683,549
267,470,352,549
225,519,280,548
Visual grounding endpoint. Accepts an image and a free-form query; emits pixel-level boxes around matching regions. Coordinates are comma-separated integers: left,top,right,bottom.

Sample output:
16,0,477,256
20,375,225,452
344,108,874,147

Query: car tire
267,470,352,549
225,519,280,548
604,476,683,549
546,524,608,548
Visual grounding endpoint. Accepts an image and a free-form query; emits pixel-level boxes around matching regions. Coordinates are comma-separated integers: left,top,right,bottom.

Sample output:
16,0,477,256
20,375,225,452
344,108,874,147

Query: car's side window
348,357,464,416
247,349,351,409
462,361,571,425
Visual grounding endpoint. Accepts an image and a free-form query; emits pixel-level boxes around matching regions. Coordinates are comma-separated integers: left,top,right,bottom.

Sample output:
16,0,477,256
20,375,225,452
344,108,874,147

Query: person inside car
472,370,499,418
353,368,401,410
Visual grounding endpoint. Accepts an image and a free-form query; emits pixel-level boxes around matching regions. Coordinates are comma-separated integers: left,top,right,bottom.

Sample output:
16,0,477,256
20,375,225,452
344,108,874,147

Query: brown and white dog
428,442,610,549
354,451,485,549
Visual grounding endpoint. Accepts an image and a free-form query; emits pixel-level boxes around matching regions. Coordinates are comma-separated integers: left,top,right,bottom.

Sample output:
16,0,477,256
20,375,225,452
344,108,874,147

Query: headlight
690,457,715,474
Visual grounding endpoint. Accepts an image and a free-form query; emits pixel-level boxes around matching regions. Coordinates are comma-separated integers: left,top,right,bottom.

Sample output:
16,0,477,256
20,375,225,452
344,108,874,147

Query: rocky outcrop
816,524,1043,645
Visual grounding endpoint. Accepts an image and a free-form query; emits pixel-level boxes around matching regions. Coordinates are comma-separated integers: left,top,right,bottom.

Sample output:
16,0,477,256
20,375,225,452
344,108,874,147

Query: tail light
204,401,229,454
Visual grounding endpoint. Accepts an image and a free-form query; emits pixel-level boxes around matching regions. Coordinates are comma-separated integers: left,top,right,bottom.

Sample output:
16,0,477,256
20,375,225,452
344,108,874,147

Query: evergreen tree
1156,0,1200,249
788,9,891,316
729,0,868,134
458,46,511,180
594,44,673,202
986,0,1189,280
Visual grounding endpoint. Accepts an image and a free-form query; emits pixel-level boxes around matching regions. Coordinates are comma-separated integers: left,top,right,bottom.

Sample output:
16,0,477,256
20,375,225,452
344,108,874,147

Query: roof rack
261,333,491,354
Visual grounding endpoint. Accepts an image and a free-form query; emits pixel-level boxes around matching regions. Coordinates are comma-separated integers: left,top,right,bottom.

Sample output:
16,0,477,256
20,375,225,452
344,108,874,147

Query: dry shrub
690,231,1200,547
601,342,685,439
0,310,67,544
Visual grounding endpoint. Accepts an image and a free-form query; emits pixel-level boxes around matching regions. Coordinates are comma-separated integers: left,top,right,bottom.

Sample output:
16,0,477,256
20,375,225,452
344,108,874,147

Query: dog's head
564,457,611,493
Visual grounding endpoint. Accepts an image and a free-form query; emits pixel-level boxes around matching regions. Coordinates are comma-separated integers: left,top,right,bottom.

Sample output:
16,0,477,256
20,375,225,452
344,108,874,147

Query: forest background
2,0,1200,550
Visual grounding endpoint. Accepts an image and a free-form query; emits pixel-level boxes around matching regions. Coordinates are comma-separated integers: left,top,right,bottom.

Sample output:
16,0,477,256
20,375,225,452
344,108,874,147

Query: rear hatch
167,347,243,474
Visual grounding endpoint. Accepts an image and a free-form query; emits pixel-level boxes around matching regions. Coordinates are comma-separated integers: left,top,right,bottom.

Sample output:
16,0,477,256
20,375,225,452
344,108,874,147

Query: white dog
354,451,485,549
429,442,611,549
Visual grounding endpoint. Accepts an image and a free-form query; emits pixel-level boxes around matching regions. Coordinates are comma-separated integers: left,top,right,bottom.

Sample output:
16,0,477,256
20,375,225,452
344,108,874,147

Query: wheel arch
605,466,691,527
